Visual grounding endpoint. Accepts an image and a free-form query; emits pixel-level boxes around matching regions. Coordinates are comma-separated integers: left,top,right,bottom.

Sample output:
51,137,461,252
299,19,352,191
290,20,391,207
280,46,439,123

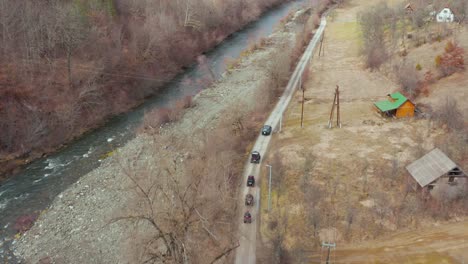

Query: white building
436,8,454,23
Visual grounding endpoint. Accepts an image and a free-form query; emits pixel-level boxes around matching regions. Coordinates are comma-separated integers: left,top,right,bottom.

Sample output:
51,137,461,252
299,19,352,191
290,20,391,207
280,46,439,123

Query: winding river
0,0,307,261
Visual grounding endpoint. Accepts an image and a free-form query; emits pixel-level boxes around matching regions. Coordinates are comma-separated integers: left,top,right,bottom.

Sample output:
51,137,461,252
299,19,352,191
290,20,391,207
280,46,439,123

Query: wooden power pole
318,31,325,57
300,76,305,128
301,87,305,128
328,85,342,129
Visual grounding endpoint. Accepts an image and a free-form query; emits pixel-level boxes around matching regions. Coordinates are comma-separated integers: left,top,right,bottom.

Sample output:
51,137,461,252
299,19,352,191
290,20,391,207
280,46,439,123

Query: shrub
14,213,38,234
151,108,172,125
436,41,465,77
224,57,241,71
423,70,434,84
139,95,195,134
435,55,442,67
177,95,194,109
311,13,321,28
259,37,268,47
418,71,434,96
416,63,422,71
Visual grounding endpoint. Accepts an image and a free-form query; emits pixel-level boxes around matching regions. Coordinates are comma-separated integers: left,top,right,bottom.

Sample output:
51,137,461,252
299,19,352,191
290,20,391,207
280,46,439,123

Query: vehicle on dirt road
245,194,254,206
247,175,255,187
262,125,272,135
250,151,261,163
244,211,252,223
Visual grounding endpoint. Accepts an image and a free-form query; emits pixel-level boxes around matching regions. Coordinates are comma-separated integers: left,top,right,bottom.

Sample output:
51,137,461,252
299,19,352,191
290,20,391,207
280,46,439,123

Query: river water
0,0,307,261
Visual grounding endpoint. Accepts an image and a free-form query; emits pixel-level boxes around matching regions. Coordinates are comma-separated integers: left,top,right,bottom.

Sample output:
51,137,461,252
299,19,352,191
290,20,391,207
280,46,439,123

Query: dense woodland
0,0,288,176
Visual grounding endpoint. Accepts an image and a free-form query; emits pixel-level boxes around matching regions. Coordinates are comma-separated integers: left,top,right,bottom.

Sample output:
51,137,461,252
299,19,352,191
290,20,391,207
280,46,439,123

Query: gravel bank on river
13,9,310,264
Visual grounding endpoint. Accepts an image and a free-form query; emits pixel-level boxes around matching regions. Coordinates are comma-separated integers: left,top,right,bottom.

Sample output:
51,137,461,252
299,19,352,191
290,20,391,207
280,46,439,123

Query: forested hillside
0,0,287,177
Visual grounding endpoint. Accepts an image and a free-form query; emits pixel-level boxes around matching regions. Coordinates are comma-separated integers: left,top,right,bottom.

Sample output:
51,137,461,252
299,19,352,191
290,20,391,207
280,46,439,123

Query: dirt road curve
234,17,327,264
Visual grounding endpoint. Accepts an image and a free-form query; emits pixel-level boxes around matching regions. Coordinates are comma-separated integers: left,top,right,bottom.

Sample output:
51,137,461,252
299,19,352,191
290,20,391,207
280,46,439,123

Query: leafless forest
0,0,289,177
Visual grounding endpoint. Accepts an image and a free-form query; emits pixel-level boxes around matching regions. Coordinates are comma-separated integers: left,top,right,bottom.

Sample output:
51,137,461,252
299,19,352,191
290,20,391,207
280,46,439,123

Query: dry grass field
258,0,468,263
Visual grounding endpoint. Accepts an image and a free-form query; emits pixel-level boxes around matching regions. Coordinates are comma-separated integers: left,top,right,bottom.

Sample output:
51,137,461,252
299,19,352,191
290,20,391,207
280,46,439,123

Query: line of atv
243,125,271,224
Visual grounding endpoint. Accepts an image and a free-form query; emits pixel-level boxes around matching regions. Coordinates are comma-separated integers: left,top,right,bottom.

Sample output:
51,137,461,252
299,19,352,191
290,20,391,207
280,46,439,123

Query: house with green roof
374,92,415,118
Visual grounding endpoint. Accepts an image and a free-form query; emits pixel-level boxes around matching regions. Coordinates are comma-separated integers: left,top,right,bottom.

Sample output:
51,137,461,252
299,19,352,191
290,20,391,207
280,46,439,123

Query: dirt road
327,221,468,263
234,18,327,264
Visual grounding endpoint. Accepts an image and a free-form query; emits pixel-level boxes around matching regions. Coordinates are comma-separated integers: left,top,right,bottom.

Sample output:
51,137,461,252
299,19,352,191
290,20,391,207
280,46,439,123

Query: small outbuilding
436,8,454,23
406,148,466,191
374,92,415,118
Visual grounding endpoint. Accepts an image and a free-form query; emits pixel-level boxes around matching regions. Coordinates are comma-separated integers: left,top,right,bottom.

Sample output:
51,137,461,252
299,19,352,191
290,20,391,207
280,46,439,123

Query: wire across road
234,17,327,264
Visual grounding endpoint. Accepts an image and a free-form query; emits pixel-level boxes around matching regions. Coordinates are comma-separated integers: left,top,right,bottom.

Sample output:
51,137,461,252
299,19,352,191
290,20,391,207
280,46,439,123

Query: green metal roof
374,92,408,112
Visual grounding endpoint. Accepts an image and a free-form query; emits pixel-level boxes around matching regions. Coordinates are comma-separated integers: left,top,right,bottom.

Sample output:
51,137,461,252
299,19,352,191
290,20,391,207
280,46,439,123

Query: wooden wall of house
407,173,420,191
396,101,415,118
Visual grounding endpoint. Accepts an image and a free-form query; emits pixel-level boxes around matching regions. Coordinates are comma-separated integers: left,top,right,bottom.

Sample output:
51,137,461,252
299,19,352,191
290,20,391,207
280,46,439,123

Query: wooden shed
374,92,415,118
406,148,466,191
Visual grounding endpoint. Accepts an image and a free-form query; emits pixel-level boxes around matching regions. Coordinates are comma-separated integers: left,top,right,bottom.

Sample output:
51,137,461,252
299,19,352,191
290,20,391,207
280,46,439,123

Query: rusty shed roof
406,148,458,187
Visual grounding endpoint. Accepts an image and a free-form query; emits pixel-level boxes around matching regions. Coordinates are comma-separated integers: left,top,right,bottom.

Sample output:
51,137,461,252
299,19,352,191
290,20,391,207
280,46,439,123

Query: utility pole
328,85,342,129
266,164,272,211
336,87,341,128
318,31,325,57
301,84,305,128
279,115,282,133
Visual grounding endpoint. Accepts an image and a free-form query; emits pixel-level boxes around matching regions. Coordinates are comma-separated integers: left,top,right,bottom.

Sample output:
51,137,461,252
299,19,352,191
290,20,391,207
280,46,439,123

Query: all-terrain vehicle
244,211,252,223
262,125,272,136
250,151,261,163
245,194,254,206
247,175,255,187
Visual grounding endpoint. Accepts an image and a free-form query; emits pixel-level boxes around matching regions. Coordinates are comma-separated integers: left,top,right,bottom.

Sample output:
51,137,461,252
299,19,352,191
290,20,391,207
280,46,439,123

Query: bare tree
271,153,287,203
370,190,391,236
268,210,290,264
405,194,422,223
451,0,468,23
267,44,292,95
55,2,89,88
0,0,21,57
393,59,421,98
183,0,203,30
345,206,356,240
383,155,401,187
358,2,394,69
112,148,199,263
254,78,275,112
433,96,463,131
303,180,323,239
110,133,238,263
